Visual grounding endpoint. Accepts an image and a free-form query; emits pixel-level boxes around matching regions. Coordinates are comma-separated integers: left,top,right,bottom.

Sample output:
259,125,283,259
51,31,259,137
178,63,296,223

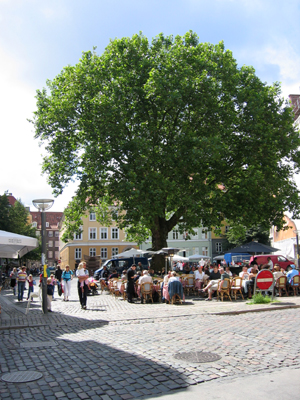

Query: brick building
30,211,63,267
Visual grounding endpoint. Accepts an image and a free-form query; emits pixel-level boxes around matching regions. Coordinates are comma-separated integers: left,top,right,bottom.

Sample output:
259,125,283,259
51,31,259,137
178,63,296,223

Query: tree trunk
151,217,168,272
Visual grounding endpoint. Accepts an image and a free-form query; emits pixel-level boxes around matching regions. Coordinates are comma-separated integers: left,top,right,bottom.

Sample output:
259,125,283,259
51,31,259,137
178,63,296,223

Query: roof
30,211,63,230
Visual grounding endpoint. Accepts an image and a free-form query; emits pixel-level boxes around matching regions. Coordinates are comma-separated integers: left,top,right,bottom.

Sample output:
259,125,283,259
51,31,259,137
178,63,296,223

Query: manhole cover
21,340,57,348
174,351,221,363
1,371,43,383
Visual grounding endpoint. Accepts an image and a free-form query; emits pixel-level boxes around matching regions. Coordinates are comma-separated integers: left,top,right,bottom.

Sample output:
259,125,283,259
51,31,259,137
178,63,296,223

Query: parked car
93,257,149,280
249,254,294,270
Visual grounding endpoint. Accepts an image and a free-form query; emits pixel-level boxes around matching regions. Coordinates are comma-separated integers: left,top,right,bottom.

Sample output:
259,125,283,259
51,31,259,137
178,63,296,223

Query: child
77,263,91,292
47,278,54,312
50,274,57,299
27,274,34,300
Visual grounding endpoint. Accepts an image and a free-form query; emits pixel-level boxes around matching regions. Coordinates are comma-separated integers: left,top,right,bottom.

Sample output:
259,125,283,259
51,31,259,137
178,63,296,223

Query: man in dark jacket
126,264,136,303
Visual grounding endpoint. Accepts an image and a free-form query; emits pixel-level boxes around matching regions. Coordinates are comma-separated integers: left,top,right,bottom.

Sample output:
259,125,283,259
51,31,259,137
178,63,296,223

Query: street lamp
293,230,299,269
32,199,54,314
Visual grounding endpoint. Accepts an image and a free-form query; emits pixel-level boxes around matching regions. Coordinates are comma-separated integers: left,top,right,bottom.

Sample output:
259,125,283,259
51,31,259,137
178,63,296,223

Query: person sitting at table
134,271,141,283
121,269,127,280
109,270,119,280
138,270,153,303
244,267,258,298
286,264,298,290
194,266,206,290
189,266,196,274
164,270,172,284
168,271,180,283
201,266,223,301
225,266,232,277
273,264,284,280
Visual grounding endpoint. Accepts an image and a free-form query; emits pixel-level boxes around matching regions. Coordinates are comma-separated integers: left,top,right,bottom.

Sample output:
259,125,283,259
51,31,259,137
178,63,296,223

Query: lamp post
32,199,54,314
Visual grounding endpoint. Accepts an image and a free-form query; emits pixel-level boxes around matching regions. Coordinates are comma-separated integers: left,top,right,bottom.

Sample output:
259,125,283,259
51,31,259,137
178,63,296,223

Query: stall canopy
228,241,280,254
0,230,39,258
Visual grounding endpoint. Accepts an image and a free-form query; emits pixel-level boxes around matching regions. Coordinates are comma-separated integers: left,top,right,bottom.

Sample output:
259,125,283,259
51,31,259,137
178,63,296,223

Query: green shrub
248,293,272,304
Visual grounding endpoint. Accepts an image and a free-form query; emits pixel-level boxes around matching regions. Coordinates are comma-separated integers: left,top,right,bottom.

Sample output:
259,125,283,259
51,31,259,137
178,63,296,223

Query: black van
93,257,148,280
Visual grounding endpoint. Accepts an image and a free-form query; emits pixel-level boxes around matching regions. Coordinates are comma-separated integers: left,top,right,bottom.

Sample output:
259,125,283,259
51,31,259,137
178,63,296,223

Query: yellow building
59,210,137,270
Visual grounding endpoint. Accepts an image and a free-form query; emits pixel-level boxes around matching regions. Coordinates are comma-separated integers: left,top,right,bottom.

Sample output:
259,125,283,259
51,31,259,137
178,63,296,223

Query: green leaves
31,32,300,252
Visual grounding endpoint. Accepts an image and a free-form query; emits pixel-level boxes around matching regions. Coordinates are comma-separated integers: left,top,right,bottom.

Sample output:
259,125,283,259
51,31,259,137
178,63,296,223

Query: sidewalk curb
212,304,300,315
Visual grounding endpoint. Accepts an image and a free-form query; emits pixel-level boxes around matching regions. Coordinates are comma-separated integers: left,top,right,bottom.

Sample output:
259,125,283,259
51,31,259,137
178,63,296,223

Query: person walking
27,274,34,300
77,261,89,309
10,267,18,295
62,265,73,301
17,266,27,302
55,265,63,296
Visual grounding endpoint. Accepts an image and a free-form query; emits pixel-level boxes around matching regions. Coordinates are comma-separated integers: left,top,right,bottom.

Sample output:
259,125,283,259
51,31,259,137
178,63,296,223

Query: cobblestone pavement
0,279,300,399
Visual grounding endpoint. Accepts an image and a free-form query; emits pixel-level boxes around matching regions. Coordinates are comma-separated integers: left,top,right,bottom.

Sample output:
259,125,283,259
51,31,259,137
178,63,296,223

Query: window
48,231,53,237
172,230,179,240
89,227,97,240
48,251,53,259
225,225,230,233
48,241,53,248
32,222,37,228
111,228,119,239
101,248,107,259
216,242,222,253
112,247,119,257
74,228,83,240
36,231,40,236
192,247,199,255
46,222,49,228
55,251,59,259
100,227,108,239
55,241,59,248
55,231,59,237
75,248,82,259
89,248,96,257
90,212,96,221
202,247,208,256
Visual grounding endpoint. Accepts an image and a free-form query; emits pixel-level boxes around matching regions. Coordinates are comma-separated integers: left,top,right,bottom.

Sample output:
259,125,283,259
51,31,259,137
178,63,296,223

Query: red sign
256,270,273,290
57,260,61,264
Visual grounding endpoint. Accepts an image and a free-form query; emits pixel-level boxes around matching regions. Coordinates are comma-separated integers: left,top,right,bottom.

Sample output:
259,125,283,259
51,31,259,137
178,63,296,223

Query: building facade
59,211,137,270
30,211,63,267
140,226,213,258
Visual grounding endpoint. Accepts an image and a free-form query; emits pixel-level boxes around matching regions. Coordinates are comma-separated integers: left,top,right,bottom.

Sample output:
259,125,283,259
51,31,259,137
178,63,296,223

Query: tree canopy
31,32,300,269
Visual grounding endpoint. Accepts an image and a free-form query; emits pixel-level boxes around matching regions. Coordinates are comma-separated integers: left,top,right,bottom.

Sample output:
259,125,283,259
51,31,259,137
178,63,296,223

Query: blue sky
1,0,300,211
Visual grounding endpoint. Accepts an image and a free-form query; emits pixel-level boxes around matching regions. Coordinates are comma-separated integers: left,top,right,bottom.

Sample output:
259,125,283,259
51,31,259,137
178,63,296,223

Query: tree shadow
0,294,190,399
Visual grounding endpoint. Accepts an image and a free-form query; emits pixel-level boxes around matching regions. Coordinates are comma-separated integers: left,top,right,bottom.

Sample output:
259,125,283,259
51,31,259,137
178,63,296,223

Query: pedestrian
126,264,136,303
55,265,63,295
10,267,18,295
62,265,73,301
27,274,34,300
47,277,54,312
77,261,89,309
17,266,27,302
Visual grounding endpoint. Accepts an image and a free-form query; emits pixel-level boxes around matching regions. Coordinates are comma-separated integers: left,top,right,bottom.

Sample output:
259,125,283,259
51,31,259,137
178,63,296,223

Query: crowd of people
1,257,299,310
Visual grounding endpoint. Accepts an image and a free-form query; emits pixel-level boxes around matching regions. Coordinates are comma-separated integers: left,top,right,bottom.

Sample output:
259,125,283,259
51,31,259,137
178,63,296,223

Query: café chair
276,276,288,297
289,275,300,296
231,277,244,300
217,278,232,301
141,282,153,303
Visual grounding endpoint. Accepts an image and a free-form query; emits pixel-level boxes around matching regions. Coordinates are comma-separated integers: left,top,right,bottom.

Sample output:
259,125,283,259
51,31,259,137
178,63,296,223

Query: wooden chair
25,287,42,314
289,275,300,296
276,276,288,297
183,276,195,296
231,277,244,300
108,279,118,294
141,282,153,303
113,280,121,297
217,278,232,301
100,279,108,293
170,293,182,305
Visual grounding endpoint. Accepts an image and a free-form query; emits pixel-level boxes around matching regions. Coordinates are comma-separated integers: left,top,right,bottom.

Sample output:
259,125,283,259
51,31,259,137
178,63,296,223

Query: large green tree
31,32,300,270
